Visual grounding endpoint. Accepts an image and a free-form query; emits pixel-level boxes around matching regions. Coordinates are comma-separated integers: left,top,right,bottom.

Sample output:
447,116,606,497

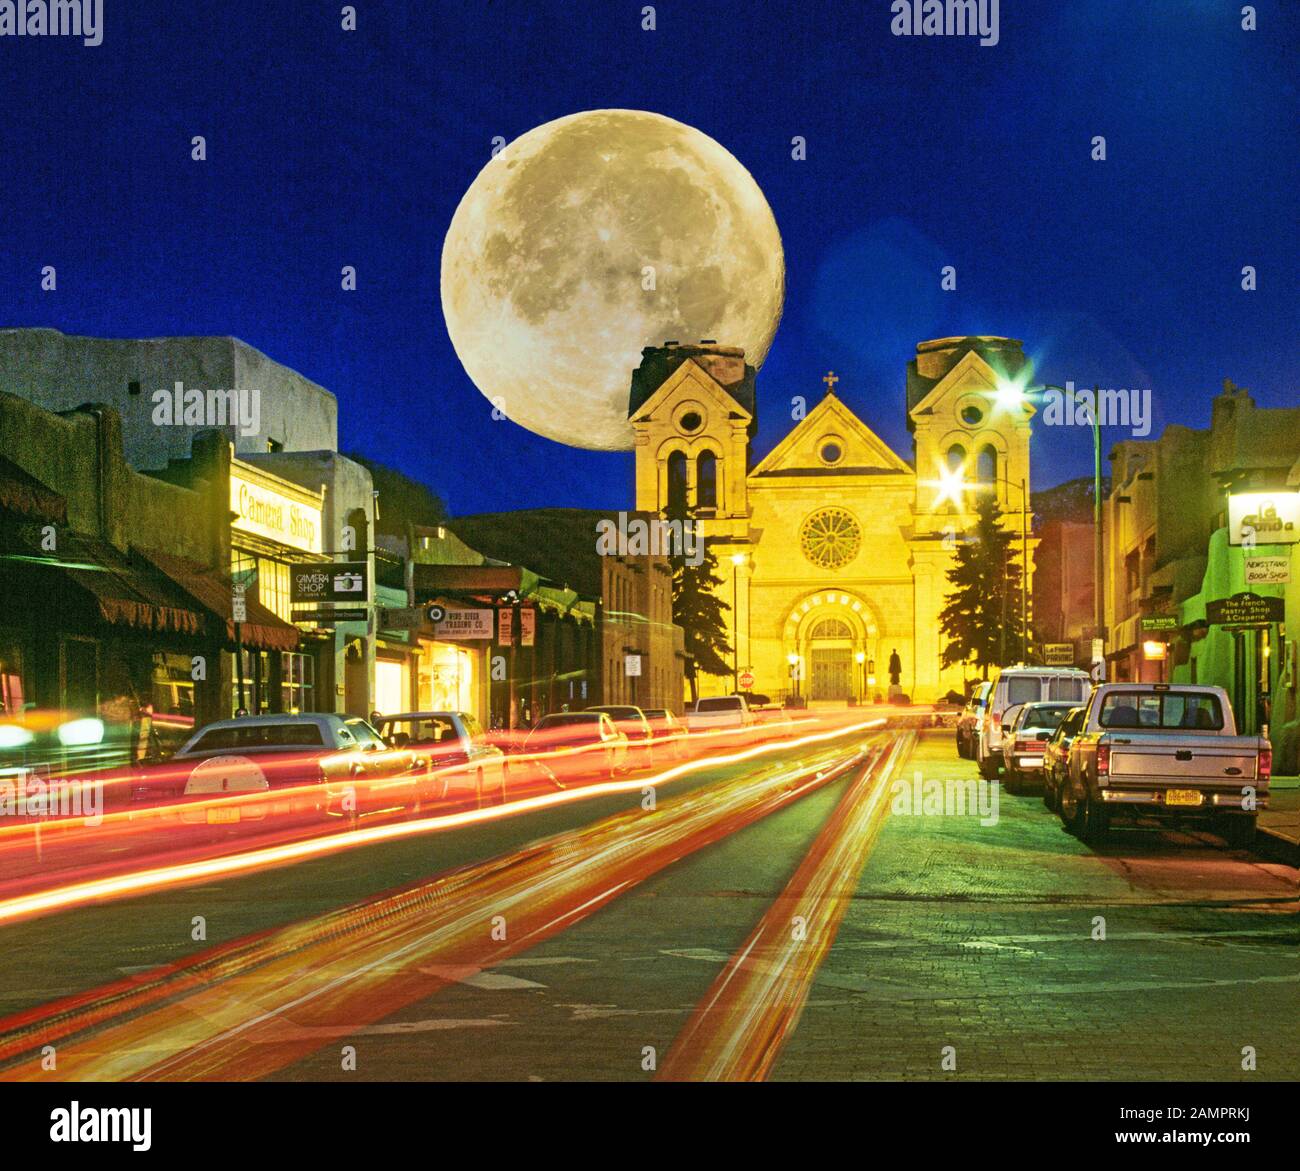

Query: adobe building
0,329,382,718
1103,380,1300,771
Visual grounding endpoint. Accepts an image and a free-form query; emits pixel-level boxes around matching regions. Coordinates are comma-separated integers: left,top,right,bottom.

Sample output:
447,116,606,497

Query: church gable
629,358,752,427
750,393,913,478
908,349,1026,424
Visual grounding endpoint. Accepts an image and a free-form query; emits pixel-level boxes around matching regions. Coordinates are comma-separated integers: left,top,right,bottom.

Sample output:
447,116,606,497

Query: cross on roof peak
822,370,839,395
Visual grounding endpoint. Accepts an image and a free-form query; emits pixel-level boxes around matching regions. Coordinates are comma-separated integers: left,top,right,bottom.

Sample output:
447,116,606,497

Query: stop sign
739,671,754,690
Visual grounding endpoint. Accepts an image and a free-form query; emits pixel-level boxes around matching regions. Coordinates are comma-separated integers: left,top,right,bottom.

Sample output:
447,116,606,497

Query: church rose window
799,507,862,570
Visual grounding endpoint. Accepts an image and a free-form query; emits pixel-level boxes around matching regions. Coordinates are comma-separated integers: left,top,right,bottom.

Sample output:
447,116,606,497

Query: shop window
280,651,316,714
151,652,196,753
0,638,25,716
375,658,406,717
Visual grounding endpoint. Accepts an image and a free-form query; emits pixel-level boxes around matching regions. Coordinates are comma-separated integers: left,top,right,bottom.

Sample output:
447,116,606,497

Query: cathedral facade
629,336,1035,705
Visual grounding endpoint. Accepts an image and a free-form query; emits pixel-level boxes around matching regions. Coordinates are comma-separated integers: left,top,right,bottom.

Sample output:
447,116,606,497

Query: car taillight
1096,743,1110,776
1258,747,1272,783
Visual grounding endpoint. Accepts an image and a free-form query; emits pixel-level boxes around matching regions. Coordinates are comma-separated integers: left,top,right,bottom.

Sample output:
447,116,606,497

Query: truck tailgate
1107,737,1259,782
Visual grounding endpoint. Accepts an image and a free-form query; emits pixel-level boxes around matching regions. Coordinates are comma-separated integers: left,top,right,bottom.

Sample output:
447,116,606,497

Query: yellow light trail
0,733,890,1080
0,717,885,928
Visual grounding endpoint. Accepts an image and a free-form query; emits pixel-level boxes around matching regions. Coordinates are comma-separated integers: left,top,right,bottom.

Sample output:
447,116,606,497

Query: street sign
1206,592,1284,628
290,562,369,603
1228,491,1299,546
1140,615,1179,632
624,654,642,677
1089,637,1106,684
1245,556,1290,586
1042,643,1074,666
379,606,425,629
497,606,536,647
292,607,368,623
435,607,494,640
738,670,755,690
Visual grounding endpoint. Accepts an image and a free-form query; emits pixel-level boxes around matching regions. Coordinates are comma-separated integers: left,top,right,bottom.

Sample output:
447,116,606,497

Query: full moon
441,109,785,451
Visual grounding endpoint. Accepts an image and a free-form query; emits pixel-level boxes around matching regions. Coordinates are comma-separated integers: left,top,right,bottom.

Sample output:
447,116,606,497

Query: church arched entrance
782,591,881,704
809,618,853,700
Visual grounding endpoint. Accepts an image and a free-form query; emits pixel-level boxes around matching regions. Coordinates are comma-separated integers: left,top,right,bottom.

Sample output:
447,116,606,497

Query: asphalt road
1,728,1295,1081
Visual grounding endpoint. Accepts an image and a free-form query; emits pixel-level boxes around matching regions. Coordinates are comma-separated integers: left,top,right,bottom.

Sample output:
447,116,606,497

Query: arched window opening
976,445,997,486
697,451,718,509
667,451,688,514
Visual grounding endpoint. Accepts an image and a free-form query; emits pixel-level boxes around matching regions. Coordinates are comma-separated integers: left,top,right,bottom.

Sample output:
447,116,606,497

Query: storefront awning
141,549,301,653
413,563,537,597
0,529,207,635
0,456,67,525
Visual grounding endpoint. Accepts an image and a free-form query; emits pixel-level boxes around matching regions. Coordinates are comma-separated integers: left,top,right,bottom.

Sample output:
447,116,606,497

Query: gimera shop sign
230,470,322,554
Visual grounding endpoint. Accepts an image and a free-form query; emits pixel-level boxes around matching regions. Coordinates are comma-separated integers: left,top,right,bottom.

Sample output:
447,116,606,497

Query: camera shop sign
1205,592,1284,629
290,562,369,603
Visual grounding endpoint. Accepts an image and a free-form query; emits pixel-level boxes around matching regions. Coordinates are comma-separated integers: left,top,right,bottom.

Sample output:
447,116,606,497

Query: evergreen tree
939,495,1025,678
666,506,732,703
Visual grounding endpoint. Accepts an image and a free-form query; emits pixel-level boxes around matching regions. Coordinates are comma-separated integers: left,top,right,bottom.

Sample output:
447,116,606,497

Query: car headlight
0,725,34,750
57,717,106,747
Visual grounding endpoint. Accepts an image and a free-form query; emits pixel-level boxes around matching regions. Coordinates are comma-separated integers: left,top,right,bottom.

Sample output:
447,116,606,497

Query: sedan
1000,702,1078,793
522,712,629,781
1041,706,1085,812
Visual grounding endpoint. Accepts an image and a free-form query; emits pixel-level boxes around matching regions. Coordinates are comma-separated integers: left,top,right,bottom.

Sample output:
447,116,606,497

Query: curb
1251,826,1299,868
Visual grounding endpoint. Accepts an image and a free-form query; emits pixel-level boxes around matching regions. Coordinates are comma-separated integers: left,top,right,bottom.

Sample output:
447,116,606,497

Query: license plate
207,806,241,824
1165,789,1203,807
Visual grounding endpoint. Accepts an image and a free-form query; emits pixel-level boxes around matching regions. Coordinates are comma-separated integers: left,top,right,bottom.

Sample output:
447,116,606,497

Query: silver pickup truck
1058,683,1271,846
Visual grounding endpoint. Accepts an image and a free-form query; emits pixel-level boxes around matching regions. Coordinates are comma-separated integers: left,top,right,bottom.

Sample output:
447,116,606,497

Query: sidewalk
1257,776,1299,867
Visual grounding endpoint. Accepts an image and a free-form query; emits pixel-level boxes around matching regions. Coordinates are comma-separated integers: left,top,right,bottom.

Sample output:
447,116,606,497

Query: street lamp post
730,552,746,693
996,380,1105,666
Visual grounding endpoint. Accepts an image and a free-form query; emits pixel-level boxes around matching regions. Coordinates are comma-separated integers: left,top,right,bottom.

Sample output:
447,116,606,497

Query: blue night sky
3,1,1296,515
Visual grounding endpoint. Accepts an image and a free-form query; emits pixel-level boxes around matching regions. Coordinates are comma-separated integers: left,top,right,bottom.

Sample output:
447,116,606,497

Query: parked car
1041,706,1085,812
641,708,689,761
974,667,1092,779
132,713,424,827
956,683,991,759
1058,683,1271,845
684,694,754,732
999,701,1077,792
750,702,797,738
377,710,508,808
522,711,629,777
585,705,655,767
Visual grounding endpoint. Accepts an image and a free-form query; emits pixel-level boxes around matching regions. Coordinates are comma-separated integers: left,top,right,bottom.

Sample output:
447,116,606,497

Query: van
974,666,1092,778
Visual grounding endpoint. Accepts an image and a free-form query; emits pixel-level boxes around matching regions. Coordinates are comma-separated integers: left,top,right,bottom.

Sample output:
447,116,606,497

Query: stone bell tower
627,341,756,534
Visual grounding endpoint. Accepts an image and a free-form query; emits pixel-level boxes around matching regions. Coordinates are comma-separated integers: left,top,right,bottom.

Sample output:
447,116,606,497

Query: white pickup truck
684,694,755,732
1058,684,1271,846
